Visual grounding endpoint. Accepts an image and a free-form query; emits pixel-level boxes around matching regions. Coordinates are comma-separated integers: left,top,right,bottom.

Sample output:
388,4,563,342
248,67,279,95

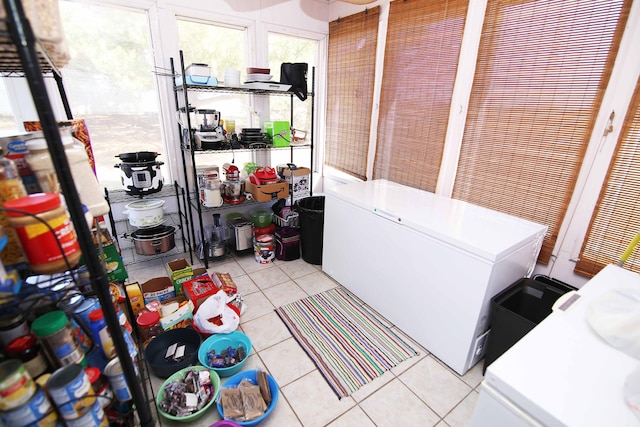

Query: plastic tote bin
483,276,576,374
296,196,325,265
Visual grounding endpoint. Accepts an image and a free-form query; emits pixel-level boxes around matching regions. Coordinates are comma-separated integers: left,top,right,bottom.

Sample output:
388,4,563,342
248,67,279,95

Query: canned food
46,364,95,419
254,234,275,264
0,359,36,411
65,397,109,427
72,297,100,331
104,358,132,403
0,385,58,427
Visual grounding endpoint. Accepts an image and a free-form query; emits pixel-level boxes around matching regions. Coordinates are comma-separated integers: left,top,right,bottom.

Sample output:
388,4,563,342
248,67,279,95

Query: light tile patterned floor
123,246,483,427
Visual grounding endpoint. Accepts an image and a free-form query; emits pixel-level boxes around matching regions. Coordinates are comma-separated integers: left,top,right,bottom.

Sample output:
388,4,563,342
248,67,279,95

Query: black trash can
296,196,325,265
483,276,576,374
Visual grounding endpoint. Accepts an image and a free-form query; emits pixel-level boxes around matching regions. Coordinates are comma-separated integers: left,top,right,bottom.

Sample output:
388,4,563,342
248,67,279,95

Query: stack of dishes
224,68,241,87
245,67,271,83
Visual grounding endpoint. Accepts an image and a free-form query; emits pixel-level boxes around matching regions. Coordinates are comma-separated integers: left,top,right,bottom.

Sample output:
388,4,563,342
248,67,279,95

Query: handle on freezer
374,208,402,223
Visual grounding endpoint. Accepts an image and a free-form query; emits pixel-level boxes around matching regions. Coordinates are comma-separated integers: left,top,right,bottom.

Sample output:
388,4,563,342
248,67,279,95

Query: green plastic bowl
250,209,273,227
156,366,221,422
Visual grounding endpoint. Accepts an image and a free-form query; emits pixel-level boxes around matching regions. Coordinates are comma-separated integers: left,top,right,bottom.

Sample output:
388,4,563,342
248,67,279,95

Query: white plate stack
224,68,241,87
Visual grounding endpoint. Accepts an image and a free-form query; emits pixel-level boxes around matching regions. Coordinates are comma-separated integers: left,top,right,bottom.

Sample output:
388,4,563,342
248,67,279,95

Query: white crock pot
123,199,165,228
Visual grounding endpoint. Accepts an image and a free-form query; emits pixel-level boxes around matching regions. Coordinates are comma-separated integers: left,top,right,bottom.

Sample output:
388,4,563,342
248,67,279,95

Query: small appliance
194,109,225,150
227,215,253,251
221,164,245,205
114,152,164,196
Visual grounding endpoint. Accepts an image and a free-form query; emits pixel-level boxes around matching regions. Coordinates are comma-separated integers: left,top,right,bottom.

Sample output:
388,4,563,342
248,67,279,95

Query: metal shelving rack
170,50,315,268
0,0,155,425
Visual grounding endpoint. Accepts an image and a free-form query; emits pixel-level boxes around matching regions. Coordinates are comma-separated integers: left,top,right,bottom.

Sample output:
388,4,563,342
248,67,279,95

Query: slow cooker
115,152,164,196
130,225,175,255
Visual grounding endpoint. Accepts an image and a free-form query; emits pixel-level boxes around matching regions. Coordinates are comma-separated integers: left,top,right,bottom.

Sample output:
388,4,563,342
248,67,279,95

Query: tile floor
121,231,483,427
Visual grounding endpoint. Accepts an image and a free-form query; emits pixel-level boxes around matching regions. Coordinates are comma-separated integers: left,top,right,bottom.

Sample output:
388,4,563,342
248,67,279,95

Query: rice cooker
115,152,164,196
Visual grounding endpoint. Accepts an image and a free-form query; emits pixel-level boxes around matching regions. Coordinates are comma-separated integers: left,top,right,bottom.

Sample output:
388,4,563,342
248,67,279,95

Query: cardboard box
283,167,311,201
166,259,192,296
81,228,128,283
245,179,289,202
264,121,290,147
159,296,193,330
140,277,176,305
182,273,220,312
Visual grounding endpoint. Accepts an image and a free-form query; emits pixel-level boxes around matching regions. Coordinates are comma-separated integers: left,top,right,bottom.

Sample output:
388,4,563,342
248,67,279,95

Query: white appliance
471,264,640,427
322,179,547,375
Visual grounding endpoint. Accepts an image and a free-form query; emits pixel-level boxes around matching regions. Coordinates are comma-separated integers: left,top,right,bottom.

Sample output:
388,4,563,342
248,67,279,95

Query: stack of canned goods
0,276,139,426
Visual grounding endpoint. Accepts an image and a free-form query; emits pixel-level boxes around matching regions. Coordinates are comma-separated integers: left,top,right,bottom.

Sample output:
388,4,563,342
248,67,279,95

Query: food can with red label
0,359,36,411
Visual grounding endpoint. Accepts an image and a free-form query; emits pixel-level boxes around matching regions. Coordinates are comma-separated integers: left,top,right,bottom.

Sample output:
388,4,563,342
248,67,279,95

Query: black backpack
280,63,308,101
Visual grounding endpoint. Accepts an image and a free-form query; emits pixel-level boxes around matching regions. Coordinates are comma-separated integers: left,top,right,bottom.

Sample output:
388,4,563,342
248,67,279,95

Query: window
452,0,631,264
374,0,468,192
325,7,380,180
58,1,163,191
177,19,249,130
268,32,318,168
0,81,18,132
576,77,640,277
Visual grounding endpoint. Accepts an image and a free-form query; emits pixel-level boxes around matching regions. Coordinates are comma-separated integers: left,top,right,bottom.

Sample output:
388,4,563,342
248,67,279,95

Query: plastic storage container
25,128,109,216
483,276,576,373
0,149,28,266
297,196,325,265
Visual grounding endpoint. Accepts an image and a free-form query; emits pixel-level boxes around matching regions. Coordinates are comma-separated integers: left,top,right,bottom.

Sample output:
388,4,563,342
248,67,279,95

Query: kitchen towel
275,287,418,398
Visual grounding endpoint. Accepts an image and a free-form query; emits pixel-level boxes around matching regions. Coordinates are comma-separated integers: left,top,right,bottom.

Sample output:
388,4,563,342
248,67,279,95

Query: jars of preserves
135,311,162,349
3,193,82,274
31,310,85,368
5,334,49,378
0,148,27,266
0,311,29,348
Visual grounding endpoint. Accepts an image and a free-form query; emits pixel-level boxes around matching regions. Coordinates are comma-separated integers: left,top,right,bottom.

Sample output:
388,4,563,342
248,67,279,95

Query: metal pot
131,225,175,255
123,199,165,228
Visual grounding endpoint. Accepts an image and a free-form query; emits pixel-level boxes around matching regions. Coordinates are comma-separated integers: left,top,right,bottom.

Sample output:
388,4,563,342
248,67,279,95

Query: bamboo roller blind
452,0,630,264
326,7,380,180
373,0,468,192
576,77,640,277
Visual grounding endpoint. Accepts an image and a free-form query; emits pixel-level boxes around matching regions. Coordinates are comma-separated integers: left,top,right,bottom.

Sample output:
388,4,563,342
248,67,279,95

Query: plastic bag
586,287,640,360
625,367,640,421
193,289,240,334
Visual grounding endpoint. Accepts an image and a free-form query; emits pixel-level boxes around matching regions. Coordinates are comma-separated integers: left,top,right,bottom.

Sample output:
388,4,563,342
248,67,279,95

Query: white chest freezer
322,179,548,374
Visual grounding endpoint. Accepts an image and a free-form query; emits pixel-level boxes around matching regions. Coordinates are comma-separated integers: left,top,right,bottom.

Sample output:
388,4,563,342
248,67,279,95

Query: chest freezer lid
483,265,640,427
325,179,547,262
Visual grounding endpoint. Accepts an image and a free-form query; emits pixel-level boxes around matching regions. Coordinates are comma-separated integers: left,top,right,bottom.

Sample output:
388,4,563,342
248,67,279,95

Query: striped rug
275,287,418,398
